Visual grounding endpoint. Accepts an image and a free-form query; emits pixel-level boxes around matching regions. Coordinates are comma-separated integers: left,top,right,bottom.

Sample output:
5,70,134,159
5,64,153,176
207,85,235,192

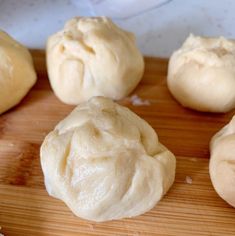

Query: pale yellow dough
40,97,176,222
46,17,144,105
210,115,235,207
167,34,235,112
0,31,37,114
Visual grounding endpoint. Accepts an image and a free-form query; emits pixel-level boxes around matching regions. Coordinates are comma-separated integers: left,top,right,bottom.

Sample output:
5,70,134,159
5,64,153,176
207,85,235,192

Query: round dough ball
167,34,235,112
210,115,235,207
0,31,37,114
46,17,144,105
40,96,176,222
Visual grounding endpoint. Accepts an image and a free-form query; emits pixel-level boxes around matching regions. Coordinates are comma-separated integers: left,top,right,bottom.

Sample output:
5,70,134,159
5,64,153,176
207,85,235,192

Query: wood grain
0,50,234,236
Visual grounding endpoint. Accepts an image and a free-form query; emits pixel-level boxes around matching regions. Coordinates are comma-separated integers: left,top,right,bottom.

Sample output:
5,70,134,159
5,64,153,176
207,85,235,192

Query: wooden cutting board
0,50,234,236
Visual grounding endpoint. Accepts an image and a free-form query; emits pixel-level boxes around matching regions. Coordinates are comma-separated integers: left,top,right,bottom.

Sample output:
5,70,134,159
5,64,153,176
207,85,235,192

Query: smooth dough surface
167,34,235,112
210,115,235,207
0,31,37,114
46,17,144,105
40,96,176,222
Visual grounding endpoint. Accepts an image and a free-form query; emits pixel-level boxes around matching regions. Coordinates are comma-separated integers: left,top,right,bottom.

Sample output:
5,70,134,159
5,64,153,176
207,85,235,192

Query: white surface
73,0,170,19
0,0,235,57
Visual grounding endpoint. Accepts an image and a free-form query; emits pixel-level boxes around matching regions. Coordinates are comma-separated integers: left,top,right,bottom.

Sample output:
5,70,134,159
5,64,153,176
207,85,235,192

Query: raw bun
40,96,176,222
167,34,235,112
46,17,144,104
0,31,37,114
210,115,235,207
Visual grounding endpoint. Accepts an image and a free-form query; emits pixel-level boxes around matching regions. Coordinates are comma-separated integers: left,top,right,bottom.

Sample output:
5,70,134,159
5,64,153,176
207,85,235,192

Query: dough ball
210,115,235,207
46,17,144,105
167,34,235,112
40,96,176,222
0,31,37,114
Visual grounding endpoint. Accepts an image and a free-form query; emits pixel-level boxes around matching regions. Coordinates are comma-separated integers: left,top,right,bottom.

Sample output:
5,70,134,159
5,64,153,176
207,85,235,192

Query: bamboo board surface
0,50,235,236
